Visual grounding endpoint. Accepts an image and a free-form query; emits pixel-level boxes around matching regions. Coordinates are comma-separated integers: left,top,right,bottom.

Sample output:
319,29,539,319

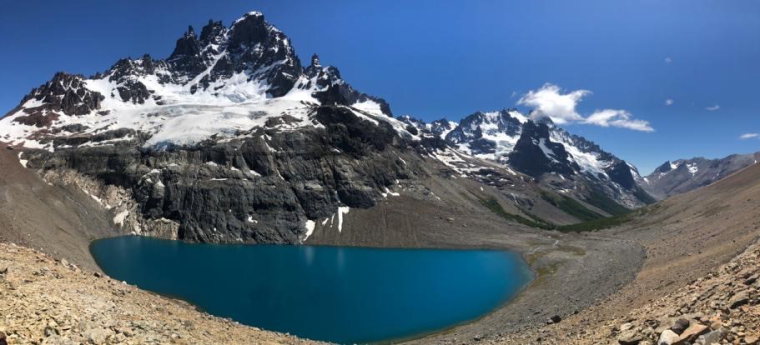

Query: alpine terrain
642,152,760,199
1,8,759,345
0,11,654,244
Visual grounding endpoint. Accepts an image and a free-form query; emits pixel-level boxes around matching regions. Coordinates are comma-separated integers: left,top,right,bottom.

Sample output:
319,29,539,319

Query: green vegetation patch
466,189,653,233
557,205,652,232
540,191,604,222
583,188,631,216
476,195,554,229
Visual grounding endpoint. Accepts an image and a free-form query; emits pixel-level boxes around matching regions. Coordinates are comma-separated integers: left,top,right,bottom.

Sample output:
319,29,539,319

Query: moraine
91,236,533,344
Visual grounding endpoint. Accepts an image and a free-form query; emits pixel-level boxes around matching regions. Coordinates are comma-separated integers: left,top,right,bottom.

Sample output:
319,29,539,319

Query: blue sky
1,0,759,173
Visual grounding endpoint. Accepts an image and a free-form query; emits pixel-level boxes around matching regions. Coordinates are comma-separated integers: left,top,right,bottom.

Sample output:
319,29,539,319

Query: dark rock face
652,161,675,175
303,55,393,116
116,80,151,104
107,56,174,85
508,121,577,177
168,26,207,78
605,161,636,190
199,20,226,45
221,13,301,97
165,12,304,98
429,119,454,138
12,110,59,128
17,72,104,117
446,110,522,150
23,106,418,244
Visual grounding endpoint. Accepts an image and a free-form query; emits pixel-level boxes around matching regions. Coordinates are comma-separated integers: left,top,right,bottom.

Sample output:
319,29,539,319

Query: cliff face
19,105,421,244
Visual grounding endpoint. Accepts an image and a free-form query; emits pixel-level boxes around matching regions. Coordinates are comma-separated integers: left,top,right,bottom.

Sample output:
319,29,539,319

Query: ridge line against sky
1,0,759,174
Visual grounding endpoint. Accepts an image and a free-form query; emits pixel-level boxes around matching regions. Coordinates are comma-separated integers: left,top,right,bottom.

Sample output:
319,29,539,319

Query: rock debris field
0,243,325,345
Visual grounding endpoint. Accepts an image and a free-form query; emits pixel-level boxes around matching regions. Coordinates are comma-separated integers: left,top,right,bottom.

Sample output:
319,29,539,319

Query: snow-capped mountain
400,110,654,209
0,11,423,244
445,109,526,162
643,152,760,199
0,11,405,151
1,10,654,244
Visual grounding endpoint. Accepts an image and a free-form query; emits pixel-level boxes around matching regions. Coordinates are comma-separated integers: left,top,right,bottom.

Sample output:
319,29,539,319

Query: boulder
694,330,724,345
674,324,708,345
670,318,690,334
84,327,114,345
618,329,644,345
658,330,679,345
728,291,749,309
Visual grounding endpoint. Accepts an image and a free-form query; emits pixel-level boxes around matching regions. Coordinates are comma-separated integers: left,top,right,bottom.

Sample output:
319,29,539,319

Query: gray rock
84,327,114,345
728,291,749,309
694,330,724,345
658,330,679,345
670,318,690,334
618,329,643,345
44,326,58,337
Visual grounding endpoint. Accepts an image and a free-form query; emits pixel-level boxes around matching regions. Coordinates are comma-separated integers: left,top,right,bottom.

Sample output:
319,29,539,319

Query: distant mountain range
0,10,709,244
641,152,760,199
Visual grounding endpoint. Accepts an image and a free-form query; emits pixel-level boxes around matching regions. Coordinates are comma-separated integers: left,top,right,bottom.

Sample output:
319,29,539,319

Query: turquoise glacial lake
91,236,533,344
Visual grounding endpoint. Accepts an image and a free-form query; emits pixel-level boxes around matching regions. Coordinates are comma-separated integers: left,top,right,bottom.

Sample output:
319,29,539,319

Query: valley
0,8,758,345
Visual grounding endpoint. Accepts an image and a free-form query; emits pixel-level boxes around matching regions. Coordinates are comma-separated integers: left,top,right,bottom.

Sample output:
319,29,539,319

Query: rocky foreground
0,243,324,345
490,237,760,345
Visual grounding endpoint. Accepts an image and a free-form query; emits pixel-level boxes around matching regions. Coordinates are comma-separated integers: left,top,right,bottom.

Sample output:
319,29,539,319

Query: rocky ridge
643,153,760,199
400,110,655,213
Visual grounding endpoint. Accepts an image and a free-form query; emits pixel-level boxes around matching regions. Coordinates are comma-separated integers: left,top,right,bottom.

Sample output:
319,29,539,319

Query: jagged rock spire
311,54,321,67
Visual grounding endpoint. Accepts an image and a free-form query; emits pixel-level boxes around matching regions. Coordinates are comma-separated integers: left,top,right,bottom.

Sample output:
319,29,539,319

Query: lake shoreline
87,224,644,345
91,236,536,344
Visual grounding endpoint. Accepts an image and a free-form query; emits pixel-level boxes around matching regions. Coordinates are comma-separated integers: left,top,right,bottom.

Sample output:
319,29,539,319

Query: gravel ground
0,243,327,345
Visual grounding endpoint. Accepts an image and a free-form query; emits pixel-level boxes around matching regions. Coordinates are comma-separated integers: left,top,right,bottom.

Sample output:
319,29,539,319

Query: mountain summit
1,11,397,150
1,10,654,244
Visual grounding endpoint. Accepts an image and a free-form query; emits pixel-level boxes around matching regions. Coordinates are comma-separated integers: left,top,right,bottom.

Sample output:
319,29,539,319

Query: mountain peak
228,11,273,49
199,20,226,45
310,54,321,67
0,10,405,149
652,160,674,174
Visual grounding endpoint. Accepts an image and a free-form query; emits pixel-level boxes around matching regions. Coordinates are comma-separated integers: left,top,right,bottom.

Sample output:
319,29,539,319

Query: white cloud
665,57,673,64
665,99,674,106
517,83,588,124
517,83,653,132
740,133,759,140
585,109,654,132
706,104,720,111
